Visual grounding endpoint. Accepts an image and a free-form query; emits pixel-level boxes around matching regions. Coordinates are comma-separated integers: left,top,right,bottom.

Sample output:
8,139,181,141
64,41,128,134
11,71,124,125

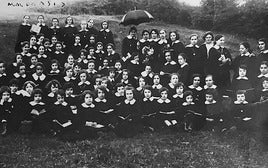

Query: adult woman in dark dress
156,29,170,72
149,29,160,72
199,31,214,75
15,15,31,53
62,16,78,53
49,18,63,42
168,31,185,61
207,35,232,91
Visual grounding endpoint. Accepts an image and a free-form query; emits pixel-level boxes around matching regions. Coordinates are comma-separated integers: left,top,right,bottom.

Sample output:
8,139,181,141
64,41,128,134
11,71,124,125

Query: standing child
99,21,114,48
78,20,90,48
15,15,31,53
106,43,120,66
177,53,190,86
62,66,76,85
70,35,82,59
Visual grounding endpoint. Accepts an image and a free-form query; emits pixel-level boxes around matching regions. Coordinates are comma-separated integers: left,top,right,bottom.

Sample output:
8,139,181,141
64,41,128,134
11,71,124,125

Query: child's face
176,86,184,95
25,83,34,94
84,94,93,105
170,75,179,85
80,52,86,59
51,63,58,71
153,75,160,85
205,94,213,102
260,64,268,74
89,37,95,43
216,37,225,46
89,49,95,55
186,95,193,103
151,31,158,39
205,34,213,44
205,76,213,86
88,20,94,28
51,84,58,93
65,88,73,96
80,21,87,30
95,78,101,85
36,66,43,75
10,85,18,94
38,36,44,43
145,66,151,72
263,80,268,89
97,44,103,51
239,45,248,55
103,60,109,66
66,17,73,25
107,46,113,53
237,94,245,102
117,86,124,95
115,62,122,70
134,55,139,62
31,56,38,65
160,91,168,100
165,52,171,62
193,77,200,86
66,69,73,77
238,68,246,77
139,78,146,87
159,30,166,39
52,19,59,26
2,91,10,101
109,71,115,78
170,32,176,41
19,65,26,74
102,22,108,29
144,89,152,99
122,72,128,80
34,93,42,102
51,37,57,44
142,31,150,40
74,65,81,73
97,89,105,99
38,46,45,54
23,15,30,23
57,94,64,103
0,63,5,74
80,73,87,82
68,56,74,64
22,44,30,52
125,90,134,101
16,55,23,63
101,80,108,88
37,16,44,23
178,55,186,65
75,36,80,44
30,37,37,45
88,63,95,70
190,35,198,45
55,43,62,51
259,41,266,51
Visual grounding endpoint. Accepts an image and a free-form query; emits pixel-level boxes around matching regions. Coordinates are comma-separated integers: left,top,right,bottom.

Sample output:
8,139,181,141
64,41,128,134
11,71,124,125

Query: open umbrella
119,10,154,26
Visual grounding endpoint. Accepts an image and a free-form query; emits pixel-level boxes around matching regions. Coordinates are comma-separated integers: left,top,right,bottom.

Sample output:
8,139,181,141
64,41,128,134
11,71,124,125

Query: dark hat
215,34,223,41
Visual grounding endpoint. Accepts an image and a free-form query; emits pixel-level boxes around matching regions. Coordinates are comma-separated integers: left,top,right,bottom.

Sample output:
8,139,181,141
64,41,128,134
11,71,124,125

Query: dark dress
15,23,31,52
185,44,204,78
99,29,114,48
168,40,185,61
62,25,78,51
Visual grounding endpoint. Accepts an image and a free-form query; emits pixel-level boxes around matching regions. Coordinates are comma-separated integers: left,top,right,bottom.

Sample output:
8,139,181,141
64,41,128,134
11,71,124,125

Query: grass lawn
0,12,267,167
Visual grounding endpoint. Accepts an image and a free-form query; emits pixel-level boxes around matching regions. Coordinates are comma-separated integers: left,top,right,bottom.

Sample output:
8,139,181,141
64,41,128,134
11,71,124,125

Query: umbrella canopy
119,10,154,26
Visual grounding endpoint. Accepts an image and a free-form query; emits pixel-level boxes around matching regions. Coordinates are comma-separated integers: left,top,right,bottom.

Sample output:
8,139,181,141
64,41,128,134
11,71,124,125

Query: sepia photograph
0,0,268,167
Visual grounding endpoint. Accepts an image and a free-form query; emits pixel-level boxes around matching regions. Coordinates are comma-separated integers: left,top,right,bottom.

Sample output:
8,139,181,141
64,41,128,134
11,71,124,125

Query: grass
0,12,267,167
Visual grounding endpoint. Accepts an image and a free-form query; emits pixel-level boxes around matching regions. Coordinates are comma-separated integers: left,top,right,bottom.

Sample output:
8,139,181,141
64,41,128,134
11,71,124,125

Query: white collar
37,23,46,26
141,71,153,77
22,23,31,26
143,97,154,102
16,90,31,97
168,83,175,89
65,24,74,27
121,79,129,84
236,76,248,80
152,84,162,89
182,102,195,106
115,92,124,97
125,99,136,105
82,102,95,108
30,101,45,106
108,76,114,81
78,81,91,86
78,58,89,64
158,39,168,44
164,61,176,66
241,52,250,57
74,43,81,46
14,73,26,78
130,60,139,65
127,35,135,39
21,52,31,57
95,50,104,54
0,98,12,105
79,29,88,32
0,73,7,77
173,94,183,98
205,100,217,105
189,85,203,91
50,69,60,74
258,73,268,78
234,100,248,104
139,39,148,43
204,85,217,89
180,63,188,68
95,98,107,103
54,101,68,106
100,29,110,32
157,98,171,104
261,50,268,54
172,40,181,44
136,87,143,91
55,51,64,54
186,44,199,48
12,62,18,67
149,38,159,42
32,73,46,81
50,26,60,29
108,51,115,56
64,76,76,81
38,54,47,58
262,88,268,91
87,69,97,74
48,92,55,97
30,64,35,69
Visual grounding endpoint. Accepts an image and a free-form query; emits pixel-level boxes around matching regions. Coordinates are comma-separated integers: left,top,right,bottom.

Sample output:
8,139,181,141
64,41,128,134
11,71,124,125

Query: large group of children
1,14,268,140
